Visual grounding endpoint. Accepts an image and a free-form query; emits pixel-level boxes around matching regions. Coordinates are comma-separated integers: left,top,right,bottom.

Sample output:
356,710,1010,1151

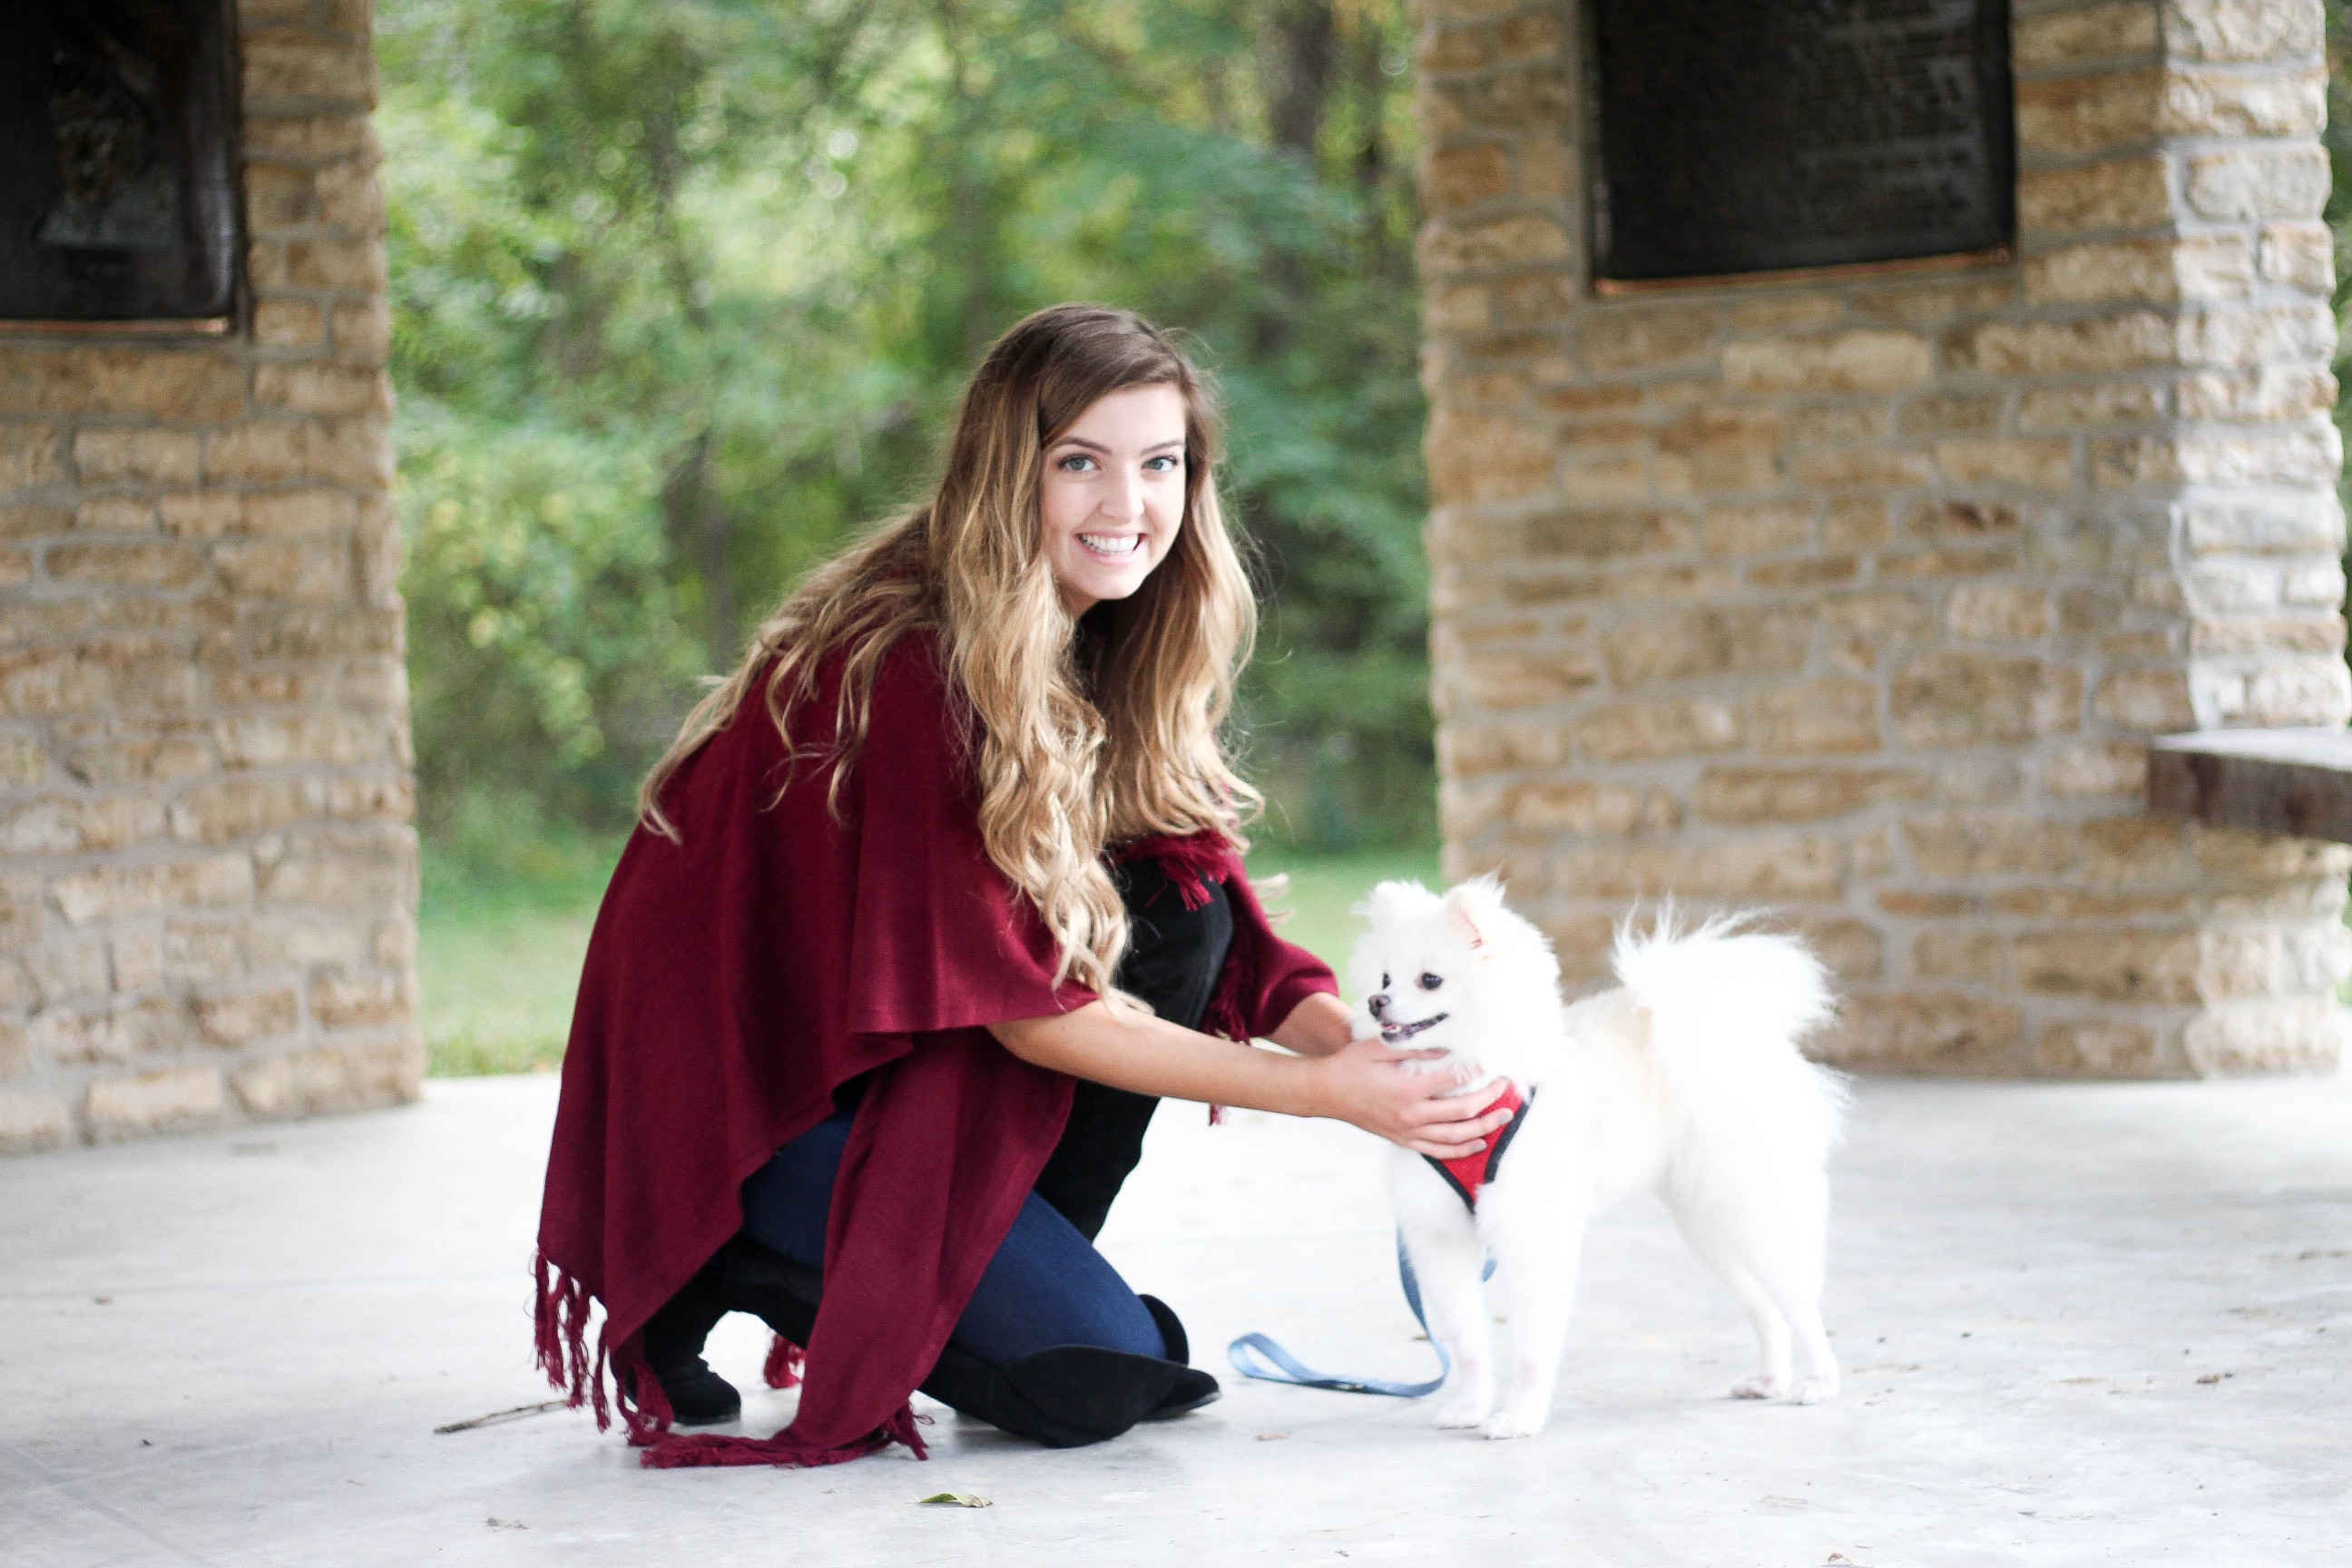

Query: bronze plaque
0,0,241,326
1590,0,2014,288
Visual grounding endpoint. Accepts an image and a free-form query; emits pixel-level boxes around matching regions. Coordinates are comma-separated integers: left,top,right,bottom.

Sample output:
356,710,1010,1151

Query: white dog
1351,877,1845,1438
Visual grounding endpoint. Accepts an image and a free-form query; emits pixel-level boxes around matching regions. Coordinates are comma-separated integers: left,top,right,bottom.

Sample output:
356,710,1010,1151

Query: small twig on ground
435,1399,569,1435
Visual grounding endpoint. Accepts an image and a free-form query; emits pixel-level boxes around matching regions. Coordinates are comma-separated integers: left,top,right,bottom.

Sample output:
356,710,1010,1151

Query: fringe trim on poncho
533,1251,924,1469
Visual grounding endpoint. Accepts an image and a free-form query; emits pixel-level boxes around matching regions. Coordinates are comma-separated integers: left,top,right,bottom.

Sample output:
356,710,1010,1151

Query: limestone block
1892,653,2082,748
254,299,328,350
2015,67,2323,153
84,1065,228,1139
73,430,202,486
1421,143,1512,212
167,778,325,845
1750,680,1883,756
2176,367,2336,423
1446,647,1602,710
1936,438,2075,491
1693,766,1928,824
1553,833,1848,903
1822,992,2024,1072
1494,779,1674,836
230,1036,418,1117
0,1090,72,1152
1721,330,1931,395
211,537,357,602
0,793,168,856
2184,145,2331,222
2016,156,2172,233
52,856,253,926
193,985,301,1047
1944,583,2053,641
1575,310,1715,374
2033,1020,2161,1074
0,424,67,491
2017,383,2166,432
241,29,379,108
330,300,396,365
2162,0,2324,62
202,418,389,488
254,364,393,416
1953,315,2175,377
2014,1,2161,69
0,348,245,422
1440,721,1573,778
2182,997,2344,1073
310,969,416,1028
1419,64,1571,140
1912,929,2009,982
1574,697,1740,761
2092,665,2197,729
1905,811,2079,877
1518,508,1695,562
1416,214,1571,278
45,541,209,591
1601,607,1809,686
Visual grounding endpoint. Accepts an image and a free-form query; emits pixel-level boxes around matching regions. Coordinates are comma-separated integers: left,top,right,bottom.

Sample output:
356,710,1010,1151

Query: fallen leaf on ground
1255,1432,1289,1441
918,1492,992,1508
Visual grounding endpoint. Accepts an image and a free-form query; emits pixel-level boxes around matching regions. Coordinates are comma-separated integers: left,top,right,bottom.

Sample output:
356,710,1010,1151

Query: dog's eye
1379,973,1390,990
1417,972,1443,991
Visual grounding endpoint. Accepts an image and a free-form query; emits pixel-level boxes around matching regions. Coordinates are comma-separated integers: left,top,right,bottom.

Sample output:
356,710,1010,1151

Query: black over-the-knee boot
637,1249,742,1426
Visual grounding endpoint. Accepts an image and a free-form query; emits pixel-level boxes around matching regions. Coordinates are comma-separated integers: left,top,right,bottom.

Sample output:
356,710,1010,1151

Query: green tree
382,0,1434,850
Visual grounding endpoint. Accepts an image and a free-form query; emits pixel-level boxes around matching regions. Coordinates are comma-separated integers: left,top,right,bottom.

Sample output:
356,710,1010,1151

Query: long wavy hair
638,304,1260,995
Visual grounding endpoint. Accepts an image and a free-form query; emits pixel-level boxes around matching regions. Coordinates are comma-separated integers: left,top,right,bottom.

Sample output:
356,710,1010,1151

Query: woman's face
1039,382,1189,616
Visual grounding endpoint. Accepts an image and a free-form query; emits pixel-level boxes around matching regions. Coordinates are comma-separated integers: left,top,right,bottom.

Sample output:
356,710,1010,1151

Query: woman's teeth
1078,533,1142,558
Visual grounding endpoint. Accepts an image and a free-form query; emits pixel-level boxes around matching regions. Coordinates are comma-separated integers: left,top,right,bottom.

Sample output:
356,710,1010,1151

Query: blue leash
1226,1234,1493,1397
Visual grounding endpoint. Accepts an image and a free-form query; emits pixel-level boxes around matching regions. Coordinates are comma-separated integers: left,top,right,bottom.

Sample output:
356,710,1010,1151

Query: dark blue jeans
740,1107,1167,1365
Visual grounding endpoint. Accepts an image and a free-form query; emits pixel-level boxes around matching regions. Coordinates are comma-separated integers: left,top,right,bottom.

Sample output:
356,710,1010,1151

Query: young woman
534,304,1514,1469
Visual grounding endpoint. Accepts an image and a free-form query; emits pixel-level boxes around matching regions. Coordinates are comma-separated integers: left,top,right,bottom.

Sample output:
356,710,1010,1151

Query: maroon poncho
534,631,1337,1468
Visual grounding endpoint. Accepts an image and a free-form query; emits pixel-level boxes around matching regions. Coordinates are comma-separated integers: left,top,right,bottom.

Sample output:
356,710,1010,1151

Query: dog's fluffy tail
1611,909,1847,1147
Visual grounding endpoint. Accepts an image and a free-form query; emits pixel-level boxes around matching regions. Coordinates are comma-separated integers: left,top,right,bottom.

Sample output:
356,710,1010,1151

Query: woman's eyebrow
1051,436,1187,455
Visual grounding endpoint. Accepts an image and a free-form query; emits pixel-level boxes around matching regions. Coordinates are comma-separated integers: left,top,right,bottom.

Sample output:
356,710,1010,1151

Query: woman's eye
1417,973,1443,991
1057,454,1096,472
1144,454,1180,472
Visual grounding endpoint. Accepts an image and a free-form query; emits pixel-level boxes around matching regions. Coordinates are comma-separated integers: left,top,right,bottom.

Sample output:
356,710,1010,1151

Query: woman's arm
1265,990,1354,1057
988,1003,1514,1160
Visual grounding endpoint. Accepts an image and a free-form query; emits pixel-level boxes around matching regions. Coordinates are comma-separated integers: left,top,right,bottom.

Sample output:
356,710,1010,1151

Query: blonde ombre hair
638,304,1259,995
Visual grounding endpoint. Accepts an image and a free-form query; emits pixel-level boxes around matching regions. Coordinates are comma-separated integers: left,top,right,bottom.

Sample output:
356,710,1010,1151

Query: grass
417,833,1439,1077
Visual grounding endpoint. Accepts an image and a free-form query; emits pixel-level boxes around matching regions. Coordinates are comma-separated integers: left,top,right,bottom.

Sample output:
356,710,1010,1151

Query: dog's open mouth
1380,1013,1448,1043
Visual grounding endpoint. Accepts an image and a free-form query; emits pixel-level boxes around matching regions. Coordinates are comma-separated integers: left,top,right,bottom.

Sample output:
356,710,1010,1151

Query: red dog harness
1421,1083,1533,1212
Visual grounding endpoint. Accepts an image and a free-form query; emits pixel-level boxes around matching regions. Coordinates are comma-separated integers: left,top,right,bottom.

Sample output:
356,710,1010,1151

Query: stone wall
0,0,419,1149
1417,0,2352,1074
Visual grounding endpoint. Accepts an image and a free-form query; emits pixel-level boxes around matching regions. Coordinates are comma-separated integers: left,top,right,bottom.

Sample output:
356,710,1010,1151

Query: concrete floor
2,1074,2347,1568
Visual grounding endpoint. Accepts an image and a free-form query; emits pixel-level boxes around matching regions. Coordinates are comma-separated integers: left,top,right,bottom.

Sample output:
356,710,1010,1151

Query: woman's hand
1301,1034,1516,1160
989,1002,1512,1158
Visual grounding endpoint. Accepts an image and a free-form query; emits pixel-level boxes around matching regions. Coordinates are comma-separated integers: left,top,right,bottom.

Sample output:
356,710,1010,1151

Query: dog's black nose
1367,993,1391,1019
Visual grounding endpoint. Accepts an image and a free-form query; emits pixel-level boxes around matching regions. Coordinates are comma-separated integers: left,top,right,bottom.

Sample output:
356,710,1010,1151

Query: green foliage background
382,0,1436,858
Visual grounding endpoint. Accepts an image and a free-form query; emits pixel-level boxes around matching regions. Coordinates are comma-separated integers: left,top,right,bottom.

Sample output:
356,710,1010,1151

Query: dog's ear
1355,879,1439,926
1441,874,1510,954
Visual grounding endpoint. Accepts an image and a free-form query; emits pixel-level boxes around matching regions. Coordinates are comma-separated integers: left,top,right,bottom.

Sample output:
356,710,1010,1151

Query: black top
1030,857,1235,1240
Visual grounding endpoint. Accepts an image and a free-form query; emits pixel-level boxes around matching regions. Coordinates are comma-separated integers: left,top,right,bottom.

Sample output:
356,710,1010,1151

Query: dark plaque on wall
1590,0,2014,289
0,0,241,328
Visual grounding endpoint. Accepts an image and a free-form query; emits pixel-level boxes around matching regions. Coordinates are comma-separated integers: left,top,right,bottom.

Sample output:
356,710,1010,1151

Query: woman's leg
738,1107,1166,1363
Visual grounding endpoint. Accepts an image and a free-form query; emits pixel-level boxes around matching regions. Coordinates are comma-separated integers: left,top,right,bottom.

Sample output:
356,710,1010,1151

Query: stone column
1416,0,2350,1074
0,0,419,1149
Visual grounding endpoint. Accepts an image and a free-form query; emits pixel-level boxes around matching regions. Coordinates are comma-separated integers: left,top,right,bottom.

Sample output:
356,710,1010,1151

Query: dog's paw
1479,1406,1546,1440
1431,1396,1490,1430
1730,1373,1784,1400
1791,1370,1838,1405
